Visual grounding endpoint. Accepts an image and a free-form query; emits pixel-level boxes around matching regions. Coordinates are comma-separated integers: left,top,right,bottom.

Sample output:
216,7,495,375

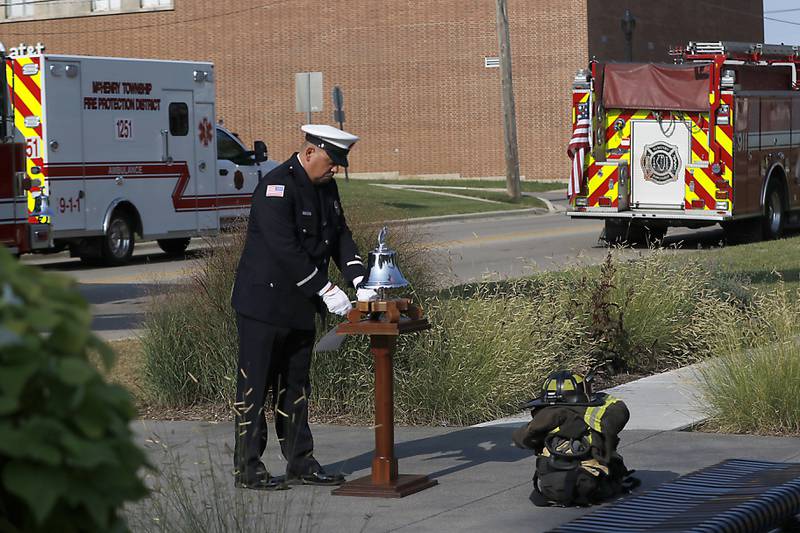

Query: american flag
265,184,285,198
567,113,591,200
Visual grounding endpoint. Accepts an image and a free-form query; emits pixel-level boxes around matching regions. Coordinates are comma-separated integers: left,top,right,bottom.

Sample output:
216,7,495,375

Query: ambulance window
217,129,252,165
169,103,189,136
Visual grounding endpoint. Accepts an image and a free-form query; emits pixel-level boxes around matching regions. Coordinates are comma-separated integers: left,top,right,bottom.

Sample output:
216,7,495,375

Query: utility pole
495,0,521,201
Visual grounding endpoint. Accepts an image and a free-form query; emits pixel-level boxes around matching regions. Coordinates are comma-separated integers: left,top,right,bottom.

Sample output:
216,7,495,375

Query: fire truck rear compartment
630,119,691,210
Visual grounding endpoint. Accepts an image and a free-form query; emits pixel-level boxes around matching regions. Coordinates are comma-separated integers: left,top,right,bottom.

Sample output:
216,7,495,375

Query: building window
92,0,121,12
6,0,33,19
168,103,189,136
141,0,172,8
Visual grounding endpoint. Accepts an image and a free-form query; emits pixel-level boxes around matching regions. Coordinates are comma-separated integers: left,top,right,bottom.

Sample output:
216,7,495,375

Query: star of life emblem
641,141,681,184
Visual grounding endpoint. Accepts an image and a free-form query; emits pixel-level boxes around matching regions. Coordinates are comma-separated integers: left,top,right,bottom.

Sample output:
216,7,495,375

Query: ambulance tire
100,212,135,266
762,183,785,240
157,238,191,256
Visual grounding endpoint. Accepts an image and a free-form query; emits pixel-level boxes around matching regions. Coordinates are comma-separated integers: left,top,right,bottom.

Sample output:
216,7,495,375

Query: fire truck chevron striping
6,55,47,226
568,41,799,244
0,52,276,265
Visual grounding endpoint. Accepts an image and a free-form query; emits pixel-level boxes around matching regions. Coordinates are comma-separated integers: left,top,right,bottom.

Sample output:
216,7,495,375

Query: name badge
302,210,312,216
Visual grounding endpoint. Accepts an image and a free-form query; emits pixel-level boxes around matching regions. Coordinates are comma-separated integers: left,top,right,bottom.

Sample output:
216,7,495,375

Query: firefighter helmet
541,370,590,404
522,370,602,409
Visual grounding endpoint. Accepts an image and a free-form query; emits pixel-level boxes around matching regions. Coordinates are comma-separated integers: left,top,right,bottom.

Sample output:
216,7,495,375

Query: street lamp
621,9,636,62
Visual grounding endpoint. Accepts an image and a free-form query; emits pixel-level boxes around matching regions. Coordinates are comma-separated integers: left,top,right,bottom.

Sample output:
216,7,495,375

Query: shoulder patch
266,184,285,198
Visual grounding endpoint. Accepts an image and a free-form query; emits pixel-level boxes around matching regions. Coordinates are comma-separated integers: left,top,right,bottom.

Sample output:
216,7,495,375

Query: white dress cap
301,124,359,150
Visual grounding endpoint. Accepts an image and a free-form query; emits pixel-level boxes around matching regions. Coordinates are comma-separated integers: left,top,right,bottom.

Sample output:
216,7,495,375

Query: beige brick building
0,0,763,180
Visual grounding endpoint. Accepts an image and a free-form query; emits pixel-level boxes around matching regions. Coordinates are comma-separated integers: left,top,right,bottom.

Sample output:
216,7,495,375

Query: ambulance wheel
101,212,135,266
762,183,785,240
157,238,191,256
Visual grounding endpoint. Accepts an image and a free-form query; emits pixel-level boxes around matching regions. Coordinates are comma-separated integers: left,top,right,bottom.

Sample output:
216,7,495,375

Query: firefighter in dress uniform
231,124,377,490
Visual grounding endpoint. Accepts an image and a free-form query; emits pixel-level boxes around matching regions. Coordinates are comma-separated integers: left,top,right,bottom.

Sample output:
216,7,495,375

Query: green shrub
141,226,244,406
698,283,800,435
311,280,594,425
0,247,148,532
572,251,741,372
143,226,766,425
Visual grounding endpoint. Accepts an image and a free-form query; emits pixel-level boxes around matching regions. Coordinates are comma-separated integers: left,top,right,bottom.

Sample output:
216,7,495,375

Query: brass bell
361,226,409,290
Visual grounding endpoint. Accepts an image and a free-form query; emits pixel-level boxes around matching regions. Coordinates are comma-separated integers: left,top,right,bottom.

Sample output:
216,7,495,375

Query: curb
383,206,551,226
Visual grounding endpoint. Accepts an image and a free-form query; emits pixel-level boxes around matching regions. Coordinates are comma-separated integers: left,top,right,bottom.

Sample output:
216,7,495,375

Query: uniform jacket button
302,228,307,234
269,282,274,287
324,239,329,245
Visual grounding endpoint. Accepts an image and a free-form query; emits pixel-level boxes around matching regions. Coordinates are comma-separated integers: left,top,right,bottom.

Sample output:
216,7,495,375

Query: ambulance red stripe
43,161,252,211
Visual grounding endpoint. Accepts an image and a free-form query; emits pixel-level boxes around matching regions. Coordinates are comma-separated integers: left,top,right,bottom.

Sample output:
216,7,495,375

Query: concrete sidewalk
128,363,800,532
478,362,708,432
131,421,800,533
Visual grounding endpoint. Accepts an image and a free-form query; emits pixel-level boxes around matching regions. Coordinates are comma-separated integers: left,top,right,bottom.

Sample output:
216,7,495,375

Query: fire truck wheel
157,238,191,256
101,212,135,266
762,184,785,240
602,220,627,245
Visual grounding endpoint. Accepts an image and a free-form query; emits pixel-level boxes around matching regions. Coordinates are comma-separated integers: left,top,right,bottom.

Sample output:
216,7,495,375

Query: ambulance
0,51,277,265
567,41,800,244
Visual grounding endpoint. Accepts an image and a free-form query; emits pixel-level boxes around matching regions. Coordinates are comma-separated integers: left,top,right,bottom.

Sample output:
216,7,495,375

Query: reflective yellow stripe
583,396,619,432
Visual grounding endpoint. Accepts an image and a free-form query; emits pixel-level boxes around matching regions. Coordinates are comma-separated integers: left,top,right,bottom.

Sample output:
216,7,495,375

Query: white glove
357,287,378,302
321,284,352,316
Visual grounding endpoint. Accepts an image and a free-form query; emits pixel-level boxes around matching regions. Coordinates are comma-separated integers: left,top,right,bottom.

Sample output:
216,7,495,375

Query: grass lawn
336,180,549,221
684,234,800,292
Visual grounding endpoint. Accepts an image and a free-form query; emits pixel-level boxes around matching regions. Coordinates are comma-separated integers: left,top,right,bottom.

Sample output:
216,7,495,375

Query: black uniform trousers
233,312,318,478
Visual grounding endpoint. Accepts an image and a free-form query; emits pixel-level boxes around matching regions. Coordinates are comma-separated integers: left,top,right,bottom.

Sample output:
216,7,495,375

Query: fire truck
567,41,800,244
0,51,277,265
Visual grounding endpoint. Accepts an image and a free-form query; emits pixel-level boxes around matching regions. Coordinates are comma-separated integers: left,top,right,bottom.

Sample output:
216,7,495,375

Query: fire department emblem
198,117,213,147
641,141,681,184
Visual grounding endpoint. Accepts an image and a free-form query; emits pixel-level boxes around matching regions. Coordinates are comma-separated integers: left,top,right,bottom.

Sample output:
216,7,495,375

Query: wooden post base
331,474,438,498
332,299,435,498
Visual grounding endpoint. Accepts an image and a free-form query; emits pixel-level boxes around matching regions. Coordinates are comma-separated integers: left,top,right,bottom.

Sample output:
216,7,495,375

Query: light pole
621,9,636,62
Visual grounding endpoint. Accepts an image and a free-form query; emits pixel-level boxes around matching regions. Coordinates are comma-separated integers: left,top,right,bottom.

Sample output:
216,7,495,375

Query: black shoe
235,473,290,491
286,469,345,486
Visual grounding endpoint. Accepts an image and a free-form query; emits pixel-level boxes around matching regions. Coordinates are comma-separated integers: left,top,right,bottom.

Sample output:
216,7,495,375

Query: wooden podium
331,298,437,498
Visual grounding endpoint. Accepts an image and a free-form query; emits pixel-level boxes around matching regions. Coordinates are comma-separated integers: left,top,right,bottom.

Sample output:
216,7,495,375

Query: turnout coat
231,155,366,330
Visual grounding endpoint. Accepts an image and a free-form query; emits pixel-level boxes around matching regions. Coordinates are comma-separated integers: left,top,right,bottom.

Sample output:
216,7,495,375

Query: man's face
303,145,339,184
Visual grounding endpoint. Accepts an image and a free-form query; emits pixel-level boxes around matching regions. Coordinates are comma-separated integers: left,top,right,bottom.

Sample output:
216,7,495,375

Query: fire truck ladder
686,41,800,63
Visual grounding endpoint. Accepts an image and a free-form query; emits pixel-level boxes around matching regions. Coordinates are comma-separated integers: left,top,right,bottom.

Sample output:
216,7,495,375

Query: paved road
21,189,729,339
419,190,724,284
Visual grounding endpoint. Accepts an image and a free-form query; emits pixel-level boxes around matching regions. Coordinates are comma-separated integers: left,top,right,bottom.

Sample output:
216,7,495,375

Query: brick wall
587,0,764,63
0,1,763,180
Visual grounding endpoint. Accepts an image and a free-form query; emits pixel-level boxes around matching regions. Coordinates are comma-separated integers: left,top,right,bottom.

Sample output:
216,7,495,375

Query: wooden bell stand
331,298,437,498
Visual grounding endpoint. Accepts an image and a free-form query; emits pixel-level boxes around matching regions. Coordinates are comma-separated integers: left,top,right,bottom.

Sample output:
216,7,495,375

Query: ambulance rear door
42,57,87,232
161,89,198,233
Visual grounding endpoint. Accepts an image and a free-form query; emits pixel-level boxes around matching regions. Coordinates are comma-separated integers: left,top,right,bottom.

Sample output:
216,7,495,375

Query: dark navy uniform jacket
231,154,366,330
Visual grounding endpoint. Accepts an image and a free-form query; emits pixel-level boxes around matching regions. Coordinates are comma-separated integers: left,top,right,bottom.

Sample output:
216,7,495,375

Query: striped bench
550,459,800,533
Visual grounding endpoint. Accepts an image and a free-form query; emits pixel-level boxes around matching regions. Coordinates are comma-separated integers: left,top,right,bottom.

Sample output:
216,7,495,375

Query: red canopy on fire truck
602,63,712,112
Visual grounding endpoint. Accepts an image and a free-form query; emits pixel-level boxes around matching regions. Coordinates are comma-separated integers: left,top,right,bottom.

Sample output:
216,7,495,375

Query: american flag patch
265,184,285,198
